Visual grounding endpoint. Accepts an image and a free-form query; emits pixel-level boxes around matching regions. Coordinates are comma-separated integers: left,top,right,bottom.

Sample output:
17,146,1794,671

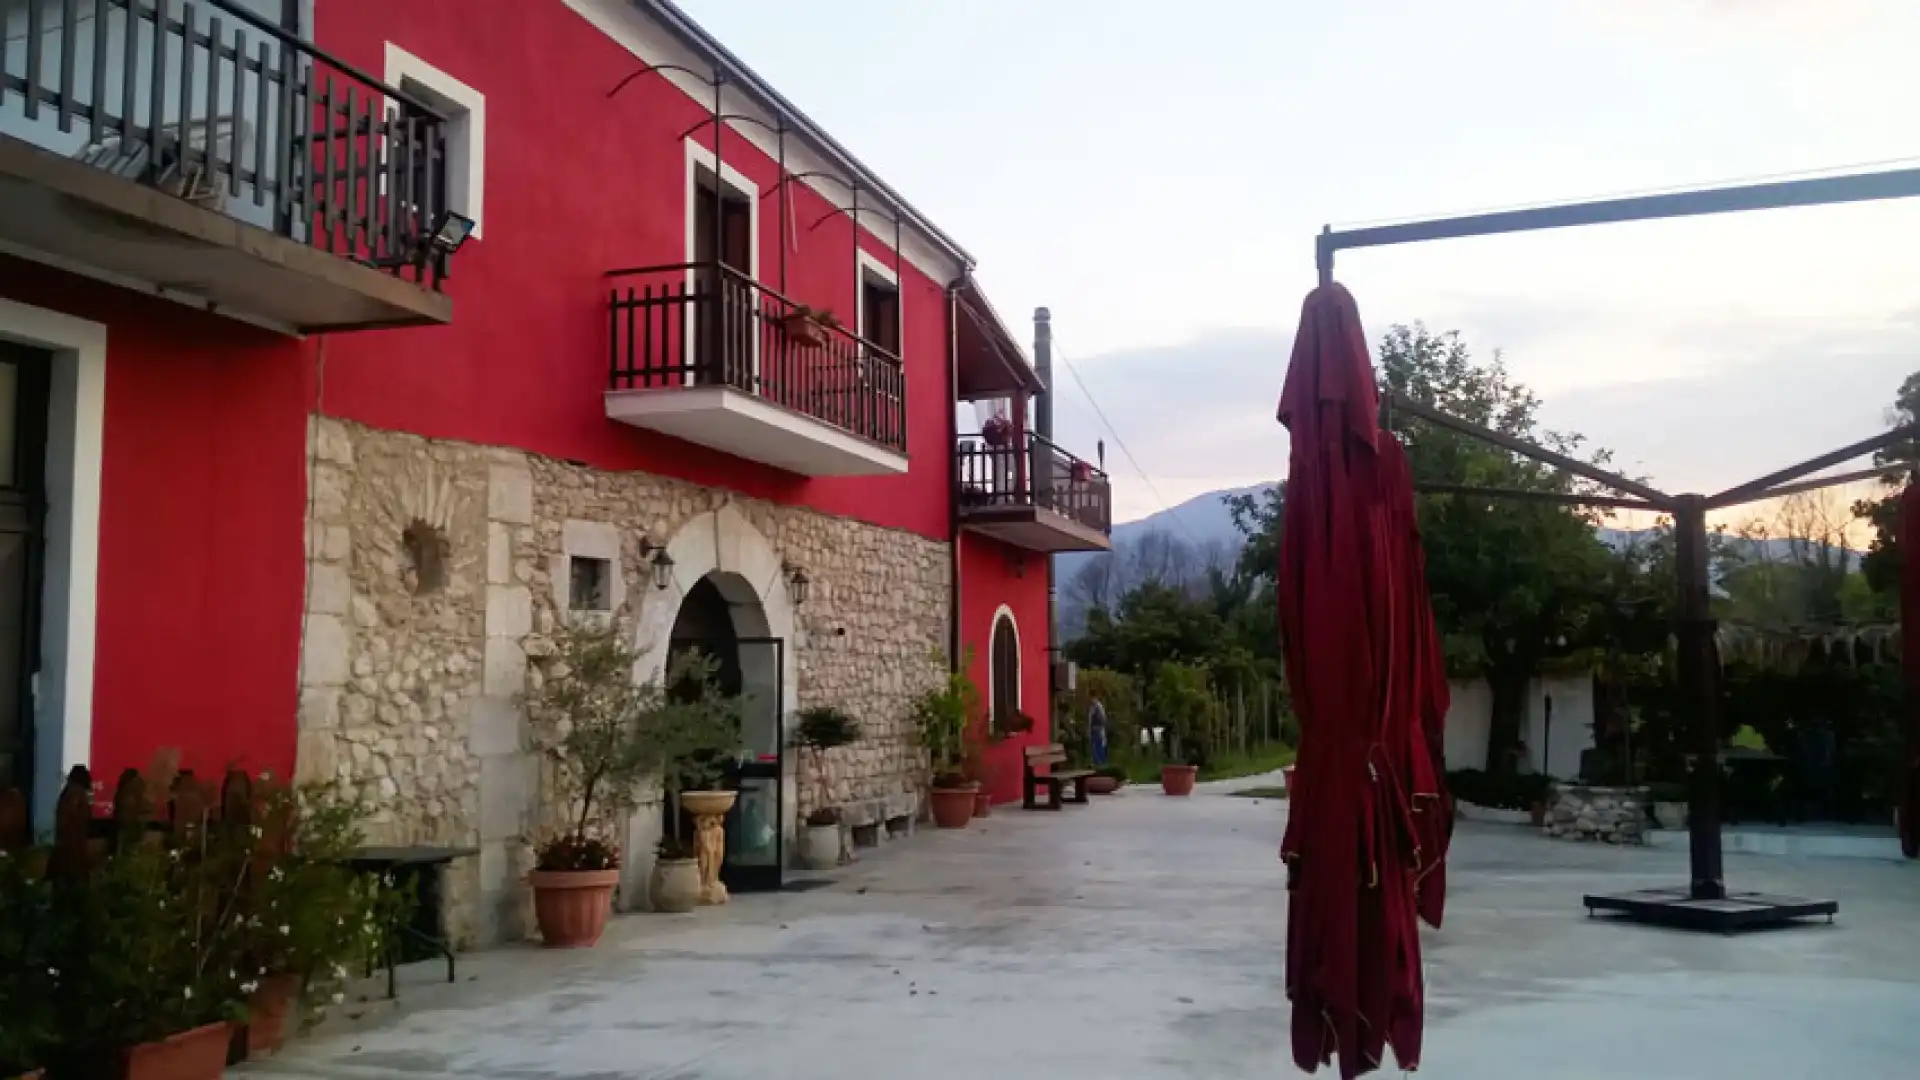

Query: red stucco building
0,0,1107,942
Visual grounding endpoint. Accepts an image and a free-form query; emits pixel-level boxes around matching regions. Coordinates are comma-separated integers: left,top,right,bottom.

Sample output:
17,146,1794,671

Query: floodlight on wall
784,563,811,605
638,538,675,591
429,210,476,256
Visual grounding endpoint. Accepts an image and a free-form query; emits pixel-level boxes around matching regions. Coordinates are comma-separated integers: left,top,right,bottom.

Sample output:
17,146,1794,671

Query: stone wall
297,418,950,946
1545,785,1648,845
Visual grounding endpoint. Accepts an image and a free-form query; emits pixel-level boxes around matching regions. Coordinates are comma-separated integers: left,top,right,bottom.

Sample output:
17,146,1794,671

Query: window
857,251,901,356
568,556,612,612
989,608,1020,730
384,44,486,239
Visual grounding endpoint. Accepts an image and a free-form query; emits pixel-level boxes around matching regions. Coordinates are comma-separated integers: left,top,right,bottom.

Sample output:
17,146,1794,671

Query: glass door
722,636,783,892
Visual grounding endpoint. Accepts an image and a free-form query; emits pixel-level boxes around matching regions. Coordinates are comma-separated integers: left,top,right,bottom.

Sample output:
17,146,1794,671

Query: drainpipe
946,276,965,673
1033,307,1056,707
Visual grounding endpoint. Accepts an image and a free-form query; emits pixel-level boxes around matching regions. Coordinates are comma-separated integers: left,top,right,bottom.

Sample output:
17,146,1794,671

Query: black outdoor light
429,210,476,257
638,539,674,592
784,563,810,605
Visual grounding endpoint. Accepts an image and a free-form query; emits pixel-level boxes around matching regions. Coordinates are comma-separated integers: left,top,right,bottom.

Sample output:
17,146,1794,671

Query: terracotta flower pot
123,1021,233,1080
529,867,620,947
1160,764,1198,797
1086,775,1119,795
1529,801,1548,828
650,857,700,913
973,790,993,817
929,787,976,829
243,973,303,1058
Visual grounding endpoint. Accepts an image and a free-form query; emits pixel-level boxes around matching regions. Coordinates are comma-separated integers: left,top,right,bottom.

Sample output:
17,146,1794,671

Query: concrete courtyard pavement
248,785,1920,1080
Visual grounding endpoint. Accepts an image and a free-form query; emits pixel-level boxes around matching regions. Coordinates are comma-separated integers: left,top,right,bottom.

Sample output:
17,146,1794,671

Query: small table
345,845,477,999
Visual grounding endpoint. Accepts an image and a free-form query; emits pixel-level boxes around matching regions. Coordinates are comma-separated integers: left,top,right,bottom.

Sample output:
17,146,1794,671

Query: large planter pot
123,1022,233,1080
242,973,302,1058
651,857,701,913
1160,764,1198,797
1086,775,1120,795
973,790,993,817
680,790,738,906
529,868,620,947
929,787,976,829
805,823,842,871
1653,801,1689,830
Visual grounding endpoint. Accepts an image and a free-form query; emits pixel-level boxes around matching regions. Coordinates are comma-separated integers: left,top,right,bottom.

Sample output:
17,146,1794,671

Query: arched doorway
662,570,785,892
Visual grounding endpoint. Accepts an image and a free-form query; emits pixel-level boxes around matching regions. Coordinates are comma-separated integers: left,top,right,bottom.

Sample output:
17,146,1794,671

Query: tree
1853,370,1920,593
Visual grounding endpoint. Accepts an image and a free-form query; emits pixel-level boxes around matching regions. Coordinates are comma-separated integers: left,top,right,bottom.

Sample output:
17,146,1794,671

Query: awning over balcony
955,278,1044,401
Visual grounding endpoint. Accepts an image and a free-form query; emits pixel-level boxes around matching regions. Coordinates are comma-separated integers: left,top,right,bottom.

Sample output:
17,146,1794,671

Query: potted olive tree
641,652,745,912
794,706,861,871
524,620,659,948
913,661,982,829
1151,663,1215,797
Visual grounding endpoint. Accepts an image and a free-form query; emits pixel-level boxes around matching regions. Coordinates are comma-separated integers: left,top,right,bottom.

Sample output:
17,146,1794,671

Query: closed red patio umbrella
1277,283,1449,1077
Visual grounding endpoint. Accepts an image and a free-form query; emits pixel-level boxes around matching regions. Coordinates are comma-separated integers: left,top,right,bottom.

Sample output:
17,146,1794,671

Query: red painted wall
0,257,307,787
310,1,959,541
958,533,1051,805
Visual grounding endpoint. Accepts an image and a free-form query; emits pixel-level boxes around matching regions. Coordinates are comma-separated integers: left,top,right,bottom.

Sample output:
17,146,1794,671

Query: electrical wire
1047,331,1208,551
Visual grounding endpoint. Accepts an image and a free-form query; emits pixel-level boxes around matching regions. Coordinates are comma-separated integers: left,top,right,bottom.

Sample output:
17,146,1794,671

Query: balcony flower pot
1160,764,1198,797
242,973,303,1058
929,784,977,829
1071,460,1094,483
651,855,701,914
529,868,620,947
980,415,1012,448
123,1021,233,1080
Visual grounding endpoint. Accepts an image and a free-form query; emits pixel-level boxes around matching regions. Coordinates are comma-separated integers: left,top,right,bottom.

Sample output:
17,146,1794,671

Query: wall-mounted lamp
1008,552,1027,578
429,210,476,258
784,562,811,605
638,538,675,592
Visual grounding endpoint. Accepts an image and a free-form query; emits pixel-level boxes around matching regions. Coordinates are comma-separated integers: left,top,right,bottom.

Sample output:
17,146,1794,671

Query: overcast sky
678,0,1920,528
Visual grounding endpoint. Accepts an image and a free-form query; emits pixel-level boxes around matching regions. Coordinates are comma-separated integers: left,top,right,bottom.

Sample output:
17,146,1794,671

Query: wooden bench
1023,744,1093,810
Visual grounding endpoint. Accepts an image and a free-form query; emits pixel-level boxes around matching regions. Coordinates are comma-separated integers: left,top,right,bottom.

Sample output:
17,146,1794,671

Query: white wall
1443,673,1594,780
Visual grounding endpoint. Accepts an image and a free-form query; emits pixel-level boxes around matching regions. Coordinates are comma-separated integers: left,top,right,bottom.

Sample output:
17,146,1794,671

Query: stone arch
622,503,799,906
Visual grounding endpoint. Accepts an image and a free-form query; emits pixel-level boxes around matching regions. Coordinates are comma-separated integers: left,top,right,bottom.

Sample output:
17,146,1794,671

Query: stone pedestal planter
681,790,738,906
1545,785,1648,844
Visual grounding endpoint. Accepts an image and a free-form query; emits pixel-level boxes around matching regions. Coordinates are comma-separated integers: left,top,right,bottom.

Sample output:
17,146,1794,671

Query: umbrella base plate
1582,887,1837,933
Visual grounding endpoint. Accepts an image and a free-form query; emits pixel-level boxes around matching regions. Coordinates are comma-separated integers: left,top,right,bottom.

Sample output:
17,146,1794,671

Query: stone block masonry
1545,785,1648,845
298,417,950,946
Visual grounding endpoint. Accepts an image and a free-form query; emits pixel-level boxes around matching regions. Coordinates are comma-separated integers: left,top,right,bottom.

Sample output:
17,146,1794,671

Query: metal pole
1673,494,1726,900
1542,693,1553,778
776,126,787,292
1035,307,1058,707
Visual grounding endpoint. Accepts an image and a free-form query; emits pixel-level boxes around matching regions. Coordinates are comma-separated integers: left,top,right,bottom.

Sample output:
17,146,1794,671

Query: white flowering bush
0,847,58,1074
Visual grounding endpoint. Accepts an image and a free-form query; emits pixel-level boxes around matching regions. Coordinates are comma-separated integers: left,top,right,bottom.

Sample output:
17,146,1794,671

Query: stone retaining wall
1545,785,1647,845
296,417,949,946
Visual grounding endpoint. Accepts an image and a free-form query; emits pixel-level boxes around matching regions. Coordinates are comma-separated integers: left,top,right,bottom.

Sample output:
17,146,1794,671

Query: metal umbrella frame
1314,167,1920,932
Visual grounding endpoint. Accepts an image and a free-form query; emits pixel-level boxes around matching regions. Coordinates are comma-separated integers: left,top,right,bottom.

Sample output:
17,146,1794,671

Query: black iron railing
606,261,908,455
0,0,457,289
956,431,1111,535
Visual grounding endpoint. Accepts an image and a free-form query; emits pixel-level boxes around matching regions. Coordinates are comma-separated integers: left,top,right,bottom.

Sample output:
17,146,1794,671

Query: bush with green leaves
911,654,981,788
640,649,747,846
0,847,57,1074
1150,662,1219,767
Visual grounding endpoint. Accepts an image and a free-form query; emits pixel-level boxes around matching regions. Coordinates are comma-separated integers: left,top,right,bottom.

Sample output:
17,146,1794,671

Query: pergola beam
1706,427,1919,510
1412,482,1661,514
1387,391,1674,506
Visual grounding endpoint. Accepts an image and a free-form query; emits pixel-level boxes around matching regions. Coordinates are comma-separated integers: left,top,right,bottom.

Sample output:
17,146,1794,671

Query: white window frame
854,249,902,358
987,604,1022,723
383,43,487,240
683,139,761,385
0,298,104,832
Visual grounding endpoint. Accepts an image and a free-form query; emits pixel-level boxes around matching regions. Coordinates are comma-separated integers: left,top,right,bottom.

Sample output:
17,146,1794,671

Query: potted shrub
237,784,390,1058
913,661,982,829
641,650,745,910
1086,765,1127,796
1151,663,1213,796
650,835,700,914
523,620,660,948
59,795,251,1080
0,844,56,1080
1647,781,1689,830
794,706,861,871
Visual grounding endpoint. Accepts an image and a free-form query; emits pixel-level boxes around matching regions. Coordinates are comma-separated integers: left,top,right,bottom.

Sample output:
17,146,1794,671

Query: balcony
604,262,908,477
956,432,1112,553
0,0,464,331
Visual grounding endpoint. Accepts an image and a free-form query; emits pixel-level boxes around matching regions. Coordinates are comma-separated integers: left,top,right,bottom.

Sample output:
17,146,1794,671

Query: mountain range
1055,483,1863,639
